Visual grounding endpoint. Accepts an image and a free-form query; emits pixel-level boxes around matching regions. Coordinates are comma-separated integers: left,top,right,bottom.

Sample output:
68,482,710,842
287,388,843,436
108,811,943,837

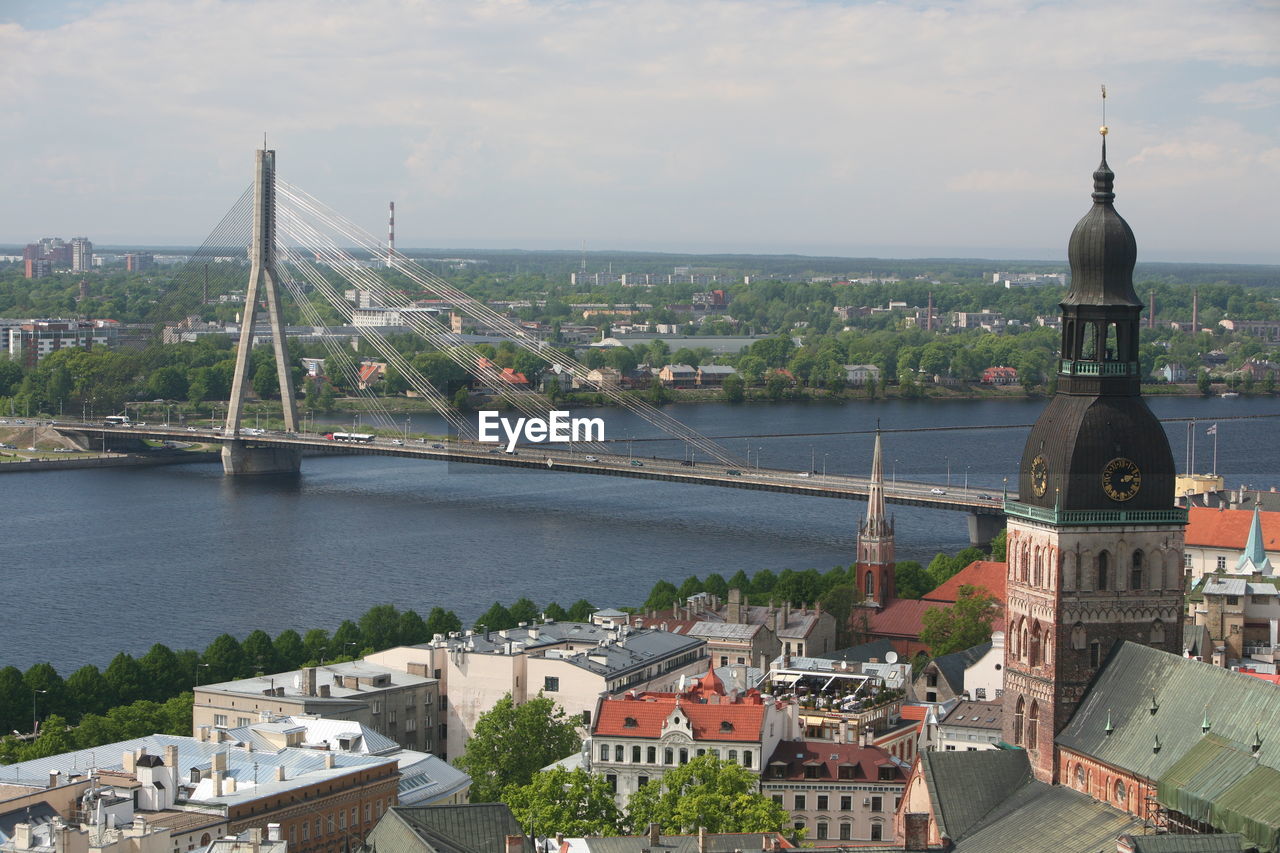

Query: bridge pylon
223,148,301,475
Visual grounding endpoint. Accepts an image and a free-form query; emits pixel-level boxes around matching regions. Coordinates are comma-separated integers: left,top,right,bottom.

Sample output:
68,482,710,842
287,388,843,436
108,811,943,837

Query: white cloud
0,0,1276,260
1202,76,1280,108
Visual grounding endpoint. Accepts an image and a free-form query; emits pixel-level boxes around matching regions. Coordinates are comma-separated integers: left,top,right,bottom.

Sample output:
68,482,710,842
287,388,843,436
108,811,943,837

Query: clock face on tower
1102,457,1142,502
1030,455,1049,497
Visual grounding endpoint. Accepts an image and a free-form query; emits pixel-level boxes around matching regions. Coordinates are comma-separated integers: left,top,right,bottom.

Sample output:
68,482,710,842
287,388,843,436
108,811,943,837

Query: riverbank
0,450,220,472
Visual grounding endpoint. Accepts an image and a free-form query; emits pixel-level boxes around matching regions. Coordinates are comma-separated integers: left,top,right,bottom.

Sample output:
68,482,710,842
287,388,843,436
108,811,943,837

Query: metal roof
954,782,1145,853
1056,642,1280,782
919,748,1030,842
1155,733,1280,852
690,621,762,640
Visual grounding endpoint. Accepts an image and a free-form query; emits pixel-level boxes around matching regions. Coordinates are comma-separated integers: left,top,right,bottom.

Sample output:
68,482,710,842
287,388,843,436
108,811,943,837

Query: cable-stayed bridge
54,149,1007,544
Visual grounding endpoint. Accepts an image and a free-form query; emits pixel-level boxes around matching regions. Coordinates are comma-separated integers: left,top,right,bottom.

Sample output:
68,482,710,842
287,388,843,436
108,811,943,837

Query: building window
1014,696,1025,745
339,812,346,830
288,827,296,845
1097,552,1109,590
236,717,251,727
743,750,752,768
1131,551,1144,590
817,795,829,810
772,794,783,806
615,744,624,762
679,748,689,765
871,796,882,812
871,823,884,841
840,796,852,811
720,656,728,666
816,823,828,840
1075,765,1086,789
839,824,851,840
405,717,417,732
632,745,641,763
728,749,738,763
544,676,559,692
301,824,308,842
1114,779,1126,805
606,773,617,793
1090,641,1101,668
664,748,674,765
365,804,371,822
795,795,806,810
925,673,938,687
1227,596,1239,606
213,714,227,727
1184,552,1192,568
327,816,334,835
1217,556,1227,571
648,746,657,764
1151,619,1166,645
600,743,609,761
1028,701,1039,749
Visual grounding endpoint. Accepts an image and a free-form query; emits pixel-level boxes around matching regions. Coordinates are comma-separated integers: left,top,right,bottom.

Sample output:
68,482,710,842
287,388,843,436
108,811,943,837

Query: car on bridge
930,487,946,495
978,493,994,500
630,460,643,467
431,443,445,449
725,469,742,476
584,455,598,462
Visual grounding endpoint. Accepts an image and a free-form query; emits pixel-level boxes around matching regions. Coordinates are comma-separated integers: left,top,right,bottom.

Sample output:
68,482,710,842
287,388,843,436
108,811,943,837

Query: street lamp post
893,458,898,488
822,453,828,482
965,466,971,494
756,447,762,473
196,662,210,688
32,689,47,735
945,456,951,487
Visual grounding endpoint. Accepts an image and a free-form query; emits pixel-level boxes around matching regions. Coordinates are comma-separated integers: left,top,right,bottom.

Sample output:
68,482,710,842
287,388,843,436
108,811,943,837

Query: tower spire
866,427,887,532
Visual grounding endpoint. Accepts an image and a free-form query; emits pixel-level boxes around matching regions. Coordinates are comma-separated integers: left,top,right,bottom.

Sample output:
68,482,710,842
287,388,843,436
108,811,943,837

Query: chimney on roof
48,771,59,789
224,776,237,794
123,751,137,774
319,684,331,698
304,667,317,697
249,827,261,853
211,771,223,797
13,824,31,850
213,751,228,772
504,835,523,853
648,823,661,846
324,753,335,769
165,745,179,773
275,766,286,782
266,824,282,843
197,725,211,743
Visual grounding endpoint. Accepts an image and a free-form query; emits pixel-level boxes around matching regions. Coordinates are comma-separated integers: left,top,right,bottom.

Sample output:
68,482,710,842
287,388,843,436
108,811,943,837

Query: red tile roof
926,561,1008,606
1187,506,1280,551
869,599,945,639
593,661,766,742
1238,667,1280,686
899,705,930,721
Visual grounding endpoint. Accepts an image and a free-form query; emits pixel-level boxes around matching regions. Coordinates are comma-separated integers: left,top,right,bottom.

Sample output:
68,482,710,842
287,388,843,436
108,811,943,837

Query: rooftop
940,700,1003,731
198,660,434,704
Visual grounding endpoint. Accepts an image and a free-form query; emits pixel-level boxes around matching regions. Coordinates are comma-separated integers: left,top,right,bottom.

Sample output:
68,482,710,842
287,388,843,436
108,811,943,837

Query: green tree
455,694,582,802
722,373,745,403
818,584,863,648
148,365,188,400
103,653,146,706
624,753,790,833
475,602,514,632
202,634,248,682
24,663,68,720
677,576,704,600
274,630,306,669
252,362,279,399
894,561,932,600
645,580,680,611
426,607,463,637
543,601,569,622
66,665,113,719
764,372,788,401
566,599,596,622
989,529,1008,562
27,713,73,758
502,767,622,835
1197,369,1212,395
332,621,364,658
397,610,431,645
302,628,331,663
647,377,670,405
704,573,729,598
139,644,185,701
920,585,1000,656
242,630,281,675
359,605,402,651
508,597,540,626
453,387,471,411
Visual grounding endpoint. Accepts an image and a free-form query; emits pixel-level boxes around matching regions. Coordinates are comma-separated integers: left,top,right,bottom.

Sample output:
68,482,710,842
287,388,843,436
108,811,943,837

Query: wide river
5,395,1278,672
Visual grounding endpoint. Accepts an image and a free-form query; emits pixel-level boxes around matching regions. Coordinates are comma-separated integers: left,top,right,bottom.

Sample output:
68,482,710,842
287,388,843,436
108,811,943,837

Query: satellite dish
886,651,899,664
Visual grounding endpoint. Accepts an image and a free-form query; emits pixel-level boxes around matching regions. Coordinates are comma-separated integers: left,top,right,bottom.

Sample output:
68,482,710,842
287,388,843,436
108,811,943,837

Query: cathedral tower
1000,126,1187,782
856,430,896,606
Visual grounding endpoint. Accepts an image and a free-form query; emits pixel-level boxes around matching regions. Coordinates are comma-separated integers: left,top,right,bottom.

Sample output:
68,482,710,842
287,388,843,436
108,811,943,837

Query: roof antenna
1099,84,1108,137
263,131,268,150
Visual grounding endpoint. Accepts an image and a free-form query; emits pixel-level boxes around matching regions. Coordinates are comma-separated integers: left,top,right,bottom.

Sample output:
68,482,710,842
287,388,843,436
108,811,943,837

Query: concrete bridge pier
221,441,301,475
968,512,1005,548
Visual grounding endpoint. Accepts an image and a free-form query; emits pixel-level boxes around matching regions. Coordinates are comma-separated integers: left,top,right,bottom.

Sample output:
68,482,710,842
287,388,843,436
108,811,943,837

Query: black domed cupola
1059,130,1143,397
1011,126,1178,516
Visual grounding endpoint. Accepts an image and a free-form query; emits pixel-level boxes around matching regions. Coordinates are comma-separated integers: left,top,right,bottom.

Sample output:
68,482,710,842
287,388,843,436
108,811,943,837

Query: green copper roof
919,749,1030,841
1236,505,1275,574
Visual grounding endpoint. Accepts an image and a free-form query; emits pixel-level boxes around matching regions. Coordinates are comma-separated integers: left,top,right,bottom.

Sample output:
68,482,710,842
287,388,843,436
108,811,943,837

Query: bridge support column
221,441,301,476
967,513,1005,548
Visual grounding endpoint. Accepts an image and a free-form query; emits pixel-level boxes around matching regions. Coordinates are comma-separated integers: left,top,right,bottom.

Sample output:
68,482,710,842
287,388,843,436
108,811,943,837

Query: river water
5,395,1278,672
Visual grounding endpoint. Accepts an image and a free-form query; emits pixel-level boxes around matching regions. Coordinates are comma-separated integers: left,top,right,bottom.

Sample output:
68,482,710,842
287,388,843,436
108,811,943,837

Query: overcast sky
2,0,1277,262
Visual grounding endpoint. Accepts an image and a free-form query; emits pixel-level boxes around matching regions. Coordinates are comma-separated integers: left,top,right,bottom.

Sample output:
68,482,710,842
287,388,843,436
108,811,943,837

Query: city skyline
2,0,1277,263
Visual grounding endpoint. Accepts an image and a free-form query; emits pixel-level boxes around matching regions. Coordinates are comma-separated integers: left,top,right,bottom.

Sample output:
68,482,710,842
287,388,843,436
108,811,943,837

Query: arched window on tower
1014,697,1025,745
1151,619,1165,646
1042,626,1052,661
1028,701,1039,749
1029,623,1041,667
1103,322,1118,361
1131,551,1144,591
1081,321,1098,360
1097,551,1110,591
1034,547,1044,588
1071,622,1087,651
865,571,874,599
1021,624,1030,664
1075,764,1086,789
1114,779,1126,807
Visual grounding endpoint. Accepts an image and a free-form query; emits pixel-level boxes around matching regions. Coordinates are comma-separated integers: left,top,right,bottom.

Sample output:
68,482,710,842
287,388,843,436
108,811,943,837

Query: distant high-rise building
24,258,50,279
125,252,155,272
71,237,93,272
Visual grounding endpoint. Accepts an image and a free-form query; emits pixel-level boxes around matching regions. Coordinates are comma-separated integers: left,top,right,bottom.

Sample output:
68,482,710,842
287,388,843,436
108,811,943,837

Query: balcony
1004,501,1187,527
1058,359,1138,377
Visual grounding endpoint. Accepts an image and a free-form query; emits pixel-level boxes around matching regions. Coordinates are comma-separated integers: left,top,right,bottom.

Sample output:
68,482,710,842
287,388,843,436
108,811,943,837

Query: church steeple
1235,505,1274,575
856,428,895,606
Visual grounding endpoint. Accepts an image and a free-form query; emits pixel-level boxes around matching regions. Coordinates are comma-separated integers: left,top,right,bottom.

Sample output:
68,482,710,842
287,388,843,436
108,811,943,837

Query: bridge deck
60,423,1010,515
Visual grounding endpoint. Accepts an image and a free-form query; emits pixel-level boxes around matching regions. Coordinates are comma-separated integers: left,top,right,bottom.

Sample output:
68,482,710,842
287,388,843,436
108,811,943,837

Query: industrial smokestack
387,201,395,268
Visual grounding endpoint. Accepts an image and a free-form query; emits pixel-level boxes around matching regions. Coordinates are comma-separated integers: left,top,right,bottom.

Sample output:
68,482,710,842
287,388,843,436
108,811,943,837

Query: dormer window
624,717,638,728
719,721,734,732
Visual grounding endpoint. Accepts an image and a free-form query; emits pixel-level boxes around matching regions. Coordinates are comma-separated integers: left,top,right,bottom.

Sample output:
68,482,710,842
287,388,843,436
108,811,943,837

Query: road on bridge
58,420,1011,518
